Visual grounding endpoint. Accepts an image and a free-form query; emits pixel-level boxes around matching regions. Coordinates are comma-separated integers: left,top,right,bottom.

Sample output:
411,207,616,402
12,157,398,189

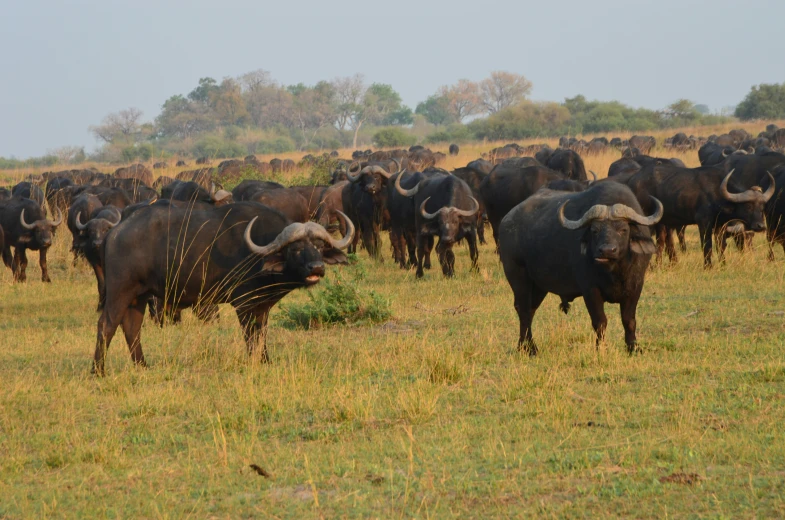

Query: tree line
3,74,785,167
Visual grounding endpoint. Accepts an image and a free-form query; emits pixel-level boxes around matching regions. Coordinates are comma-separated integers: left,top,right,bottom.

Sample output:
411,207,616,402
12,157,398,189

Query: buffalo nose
599,245,618,256
307,261,325,276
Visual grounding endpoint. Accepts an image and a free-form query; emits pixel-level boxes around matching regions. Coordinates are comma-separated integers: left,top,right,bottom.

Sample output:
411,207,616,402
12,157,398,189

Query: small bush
372,127,416,148
278,272,391,330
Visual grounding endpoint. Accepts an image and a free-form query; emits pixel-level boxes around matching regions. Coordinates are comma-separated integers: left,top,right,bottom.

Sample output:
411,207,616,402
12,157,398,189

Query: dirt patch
659,473,701,485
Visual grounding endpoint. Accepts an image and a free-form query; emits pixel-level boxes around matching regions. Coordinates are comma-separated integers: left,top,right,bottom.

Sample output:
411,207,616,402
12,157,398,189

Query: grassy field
2,126,785,517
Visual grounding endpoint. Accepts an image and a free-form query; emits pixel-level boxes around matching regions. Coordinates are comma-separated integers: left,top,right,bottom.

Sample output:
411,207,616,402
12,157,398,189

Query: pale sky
1,0,782,158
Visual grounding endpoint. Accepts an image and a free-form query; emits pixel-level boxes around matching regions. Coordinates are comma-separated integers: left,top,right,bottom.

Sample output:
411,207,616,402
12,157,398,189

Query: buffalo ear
261,254,286,273
630,238,656,255
322,248,349,265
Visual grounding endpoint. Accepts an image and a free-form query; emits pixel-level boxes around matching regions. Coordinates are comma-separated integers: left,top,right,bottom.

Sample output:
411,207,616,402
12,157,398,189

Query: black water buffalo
291,185,328,220
394,172,480,278
480,164,590,247
498,182,661,355
92,202,354,375
545,149,588,181
170,181,232,205
628,135,656,154
12,182,46,209
387,170,438,268
626,166,775,267
699,141,739,167
0,188,11,202
231,180,286,202
452,164,490,244
449,144,460,156
73,204,121,308
343,163,397,260
0,197,63,282
247,188,310,223
765,166,785,260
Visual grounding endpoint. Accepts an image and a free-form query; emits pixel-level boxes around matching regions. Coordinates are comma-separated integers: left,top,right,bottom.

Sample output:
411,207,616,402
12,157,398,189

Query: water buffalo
626,166,775,267
0,197,63,282
394,172,480,278
498,182,662,355
449,144,460,156
92,202,354,375
545,149,588,181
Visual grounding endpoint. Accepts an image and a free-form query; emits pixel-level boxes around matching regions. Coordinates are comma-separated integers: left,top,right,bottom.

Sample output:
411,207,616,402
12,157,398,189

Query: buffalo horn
244,212,355,257
75,211,88,231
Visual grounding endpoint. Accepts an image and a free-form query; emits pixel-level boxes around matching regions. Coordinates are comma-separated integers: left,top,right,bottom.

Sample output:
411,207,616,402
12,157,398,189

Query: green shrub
278,271,391,330
372,127,416,148
193,136,246,158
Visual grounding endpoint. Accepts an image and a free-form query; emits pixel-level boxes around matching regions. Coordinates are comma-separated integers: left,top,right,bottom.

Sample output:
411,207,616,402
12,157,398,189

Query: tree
238,69,273,94
695,104,710,115
209,78,249,126
89,108,144,144
48,146,85,164
288,81,338,149
188,77,219,104
331,74,366,130
415,95,456,126
438,79,482,121
665,99,699,120
156,95,214,139
479,71,533,114
735,83,785,120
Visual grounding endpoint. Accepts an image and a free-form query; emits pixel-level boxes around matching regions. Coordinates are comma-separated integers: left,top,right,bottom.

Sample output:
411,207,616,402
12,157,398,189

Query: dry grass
1,122,785,517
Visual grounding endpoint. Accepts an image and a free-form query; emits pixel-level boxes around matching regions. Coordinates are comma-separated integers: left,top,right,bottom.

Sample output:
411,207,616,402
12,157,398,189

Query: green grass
1,227,785,518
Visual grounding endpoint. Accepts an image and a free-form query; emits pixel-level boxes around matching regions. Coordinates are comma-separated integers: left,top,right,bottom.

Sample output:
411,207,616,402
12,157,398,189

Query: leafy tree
438,79,482,121
209,79,249,126
666,99,699,120
480,71,532,114
289,81,338,149
695,104,710,115
156,95,215,139
735,83,785,120
415,95,456,126
188,77,219,104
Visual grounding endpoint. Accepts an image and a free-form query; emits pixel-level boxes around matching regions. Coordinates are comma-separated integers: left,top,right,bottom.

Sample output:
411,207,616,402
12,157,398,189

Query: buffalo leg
698,224,713,268
654,225,666,265
93,263,105,311
503,263,545,355
39,247,51,283
120,300,148,367
93,292,138,375
620,287,644,354
477,215,486,245
12,247,28,282
733,233,745,252
677,226,687,253
664,228,677,263
424,236,434,269
405,230,417,268
583,288,608,347
415,233,428,278
237,305,273,362
717,232,729,264
436,241,455,278
467,230,479,272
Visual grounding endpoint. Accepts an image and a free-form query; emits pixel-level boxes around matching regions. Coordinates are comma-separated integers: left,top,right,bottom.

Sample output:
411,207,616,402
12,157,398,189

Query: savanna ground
1,121,785,517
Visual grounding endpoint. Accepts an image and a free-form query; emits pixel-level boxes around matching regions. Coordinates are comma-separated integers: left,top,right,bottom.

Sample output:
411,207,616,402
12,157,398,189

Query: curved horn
107,207,122,227
391,157,405,176
720,169,759,203
609,197,664,226
420,197,442,220
47,207,63,227
303,212,355,250
244,218,308,257
75,211,88,231
325,211,355,250
19,209,36,230
346,161,362,182
558,201,610,230
589,170,598,182
362,165,392,179
762,171,776,202
394,170,420,197
721,149,729,158
453,196,480,217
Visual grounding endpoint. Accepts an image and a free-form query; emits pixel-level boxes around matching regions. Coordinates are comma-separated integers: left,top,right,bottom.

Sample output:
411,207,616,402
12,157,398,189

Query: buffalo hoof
42,276,51,283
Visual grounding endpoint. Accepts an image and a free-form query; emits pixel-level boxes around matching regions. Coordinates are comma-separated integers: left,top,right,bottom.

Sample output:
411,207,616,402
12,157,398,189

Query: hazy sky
1,0,782,158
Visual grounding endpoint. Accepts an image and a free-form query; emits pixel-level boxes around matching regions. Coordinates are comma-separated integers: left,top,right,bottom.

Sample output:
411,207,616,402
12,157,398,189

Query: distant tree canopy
735,83,785,120
75,68,755,162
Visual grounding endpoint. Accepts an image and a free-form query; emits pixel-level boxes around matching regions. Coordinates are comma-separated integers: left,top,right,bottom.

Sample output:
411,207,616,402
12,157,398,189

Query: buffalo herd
1,130,784,373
